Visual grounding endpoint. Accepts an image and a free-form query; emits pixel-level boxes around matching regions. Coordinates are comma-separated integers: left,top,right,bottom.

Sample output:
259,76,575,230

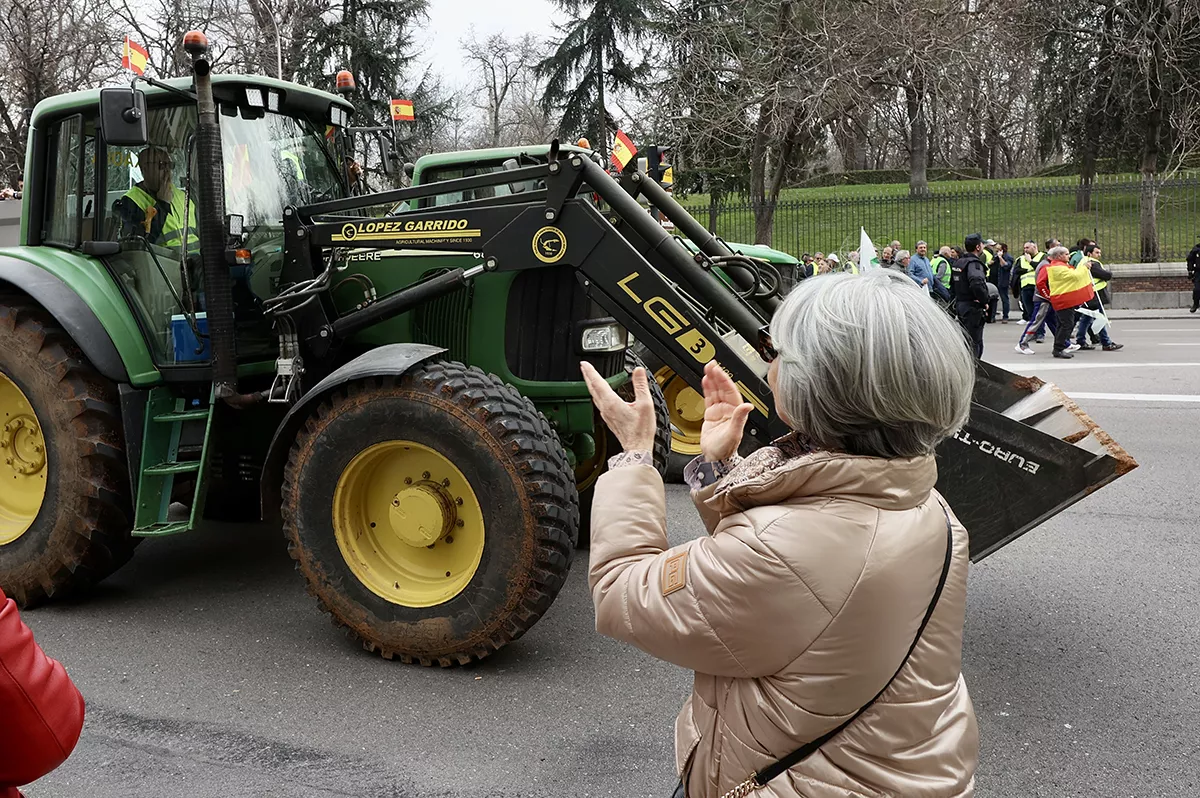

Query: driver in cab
114,146,198,250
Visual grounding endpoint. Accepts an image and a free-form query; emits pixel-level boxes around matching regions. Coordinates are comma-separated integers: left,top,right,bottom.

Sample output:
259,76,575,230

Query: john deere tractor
0,34,1134,666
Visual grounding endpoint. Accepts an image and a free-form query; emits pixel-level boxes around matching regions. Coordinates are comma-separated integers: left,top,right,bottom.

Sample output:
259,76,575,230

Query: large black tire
576,352,670,548
282,361,578,666
0,297,134,607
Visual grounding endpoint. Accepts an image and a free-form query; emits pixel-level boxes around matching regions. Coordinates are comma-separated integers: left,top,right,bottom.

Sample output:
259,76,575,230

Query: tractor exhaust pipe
184,31,238,399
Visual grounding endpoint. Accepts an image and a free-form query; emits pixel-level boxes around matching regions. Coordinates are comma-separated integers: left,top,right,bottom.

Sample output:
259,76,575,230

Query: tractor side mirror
99,88,148,147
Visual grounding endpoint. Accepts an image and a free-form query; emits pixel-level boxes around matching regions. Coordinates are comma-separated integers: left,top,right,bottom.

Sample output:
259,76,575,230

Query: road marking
989,361,1200,371
1158,343,1200,346
1125,328,1200,332
1069,392,1200,403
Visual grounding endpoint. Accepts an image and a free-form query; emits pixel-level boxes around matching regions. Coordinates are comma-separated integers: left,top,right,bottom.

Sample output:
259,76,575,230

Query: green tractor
0,35,1134,667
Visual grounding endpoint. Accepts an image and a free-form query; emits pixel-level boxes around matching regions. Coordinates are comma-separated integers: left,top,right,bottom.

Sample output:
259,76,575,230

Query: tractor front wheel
0,297,134,606
282,361,578,665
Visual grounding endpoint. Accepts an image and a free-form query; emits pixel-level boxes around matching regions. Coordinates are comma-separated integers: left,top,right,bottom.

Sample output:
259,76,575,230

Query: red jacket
0,590,85,798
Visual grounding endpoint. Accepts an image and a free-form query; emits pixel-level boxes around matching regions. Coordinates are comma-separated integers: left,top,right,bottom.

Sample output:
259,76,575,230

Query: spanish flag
611,130,637,172
391,99,415,121
122,37,149,76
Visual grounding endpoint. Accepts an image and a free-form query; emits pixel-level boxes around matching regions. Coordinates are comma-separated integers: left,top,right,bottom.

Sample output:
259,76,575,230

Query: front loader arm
281,142,1135,563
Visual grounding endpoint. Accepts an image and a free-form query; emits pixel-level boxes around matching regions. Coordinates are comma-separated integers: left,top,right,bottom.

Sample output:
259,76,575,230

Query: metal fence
681,175,1200,263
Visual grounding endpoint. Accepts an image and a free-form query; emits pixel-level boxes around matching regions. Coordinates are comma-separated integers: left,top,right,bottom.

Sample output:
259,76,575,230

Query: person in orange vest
1036,245,1094,359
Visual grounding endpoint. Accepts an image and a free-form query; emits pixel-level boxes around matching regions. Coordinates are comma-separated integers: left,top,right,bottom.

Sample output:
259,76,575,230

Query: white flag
1074,307,1109,334
859,227,880,272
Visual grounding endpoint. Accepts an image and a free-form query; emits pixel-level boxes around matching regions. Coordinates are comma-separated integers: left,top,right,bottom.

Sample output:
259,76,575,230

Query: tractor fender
0,255,129,383
259,343,447,524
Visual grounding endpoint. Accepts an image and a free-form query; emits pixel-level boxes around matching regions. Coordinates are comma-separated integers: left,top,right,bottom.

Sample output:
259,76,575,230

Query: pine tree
536,0,661,155
294,0,451,172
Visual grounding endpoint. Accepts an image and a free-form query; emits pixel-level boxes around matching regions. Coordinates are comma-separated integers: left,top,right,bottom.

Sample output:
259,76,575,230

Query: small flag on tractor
611,130,637,172
391,99,415,121
122,37,149,76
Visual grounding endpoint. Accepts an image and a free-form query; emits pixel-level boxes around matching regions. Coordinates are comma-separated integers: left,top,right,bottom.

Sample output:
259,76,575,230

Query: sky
416,0,560,91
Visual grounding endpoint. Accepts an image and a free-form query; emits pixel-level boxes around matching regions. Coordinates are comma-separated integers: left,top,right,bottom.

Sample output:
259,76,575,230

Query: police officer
952,234,990,358
114,146,198,250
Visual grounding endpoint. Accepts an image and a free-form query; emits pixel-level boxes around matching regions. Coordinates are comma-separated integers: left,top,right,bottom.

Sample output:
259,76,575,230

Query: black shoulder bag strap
720,507,956,798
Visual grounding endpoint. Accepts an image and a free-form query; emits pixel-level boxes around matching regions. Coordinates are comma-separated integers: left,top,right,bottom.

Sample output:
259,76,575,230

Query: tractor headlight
266,90,281,112
245,87,264,108
578,321,627,353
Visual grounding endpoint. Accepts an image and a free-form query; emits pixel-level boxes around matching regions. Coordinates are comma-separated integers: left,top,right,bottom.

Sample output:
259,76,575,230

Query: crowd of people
786,234,1123,360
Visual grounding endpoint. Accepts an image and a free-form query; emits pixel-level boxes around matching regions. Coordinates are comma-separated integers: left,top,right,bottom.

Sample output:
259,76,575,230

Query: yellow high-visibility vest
1080,256,1108,292
123,184,199,250
1016,251,1043,288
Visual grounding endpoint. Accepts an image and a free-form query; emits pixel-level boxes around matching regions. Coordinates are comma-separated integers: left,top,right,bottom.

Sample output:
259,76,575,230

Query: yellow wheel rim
0,372,47,545
655,366,704,457
332,441,485,608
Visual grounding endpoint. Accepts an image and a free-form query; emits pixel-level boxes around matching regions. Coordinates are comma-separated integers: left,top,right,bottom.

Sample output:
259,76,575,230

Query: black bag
673,510,955,798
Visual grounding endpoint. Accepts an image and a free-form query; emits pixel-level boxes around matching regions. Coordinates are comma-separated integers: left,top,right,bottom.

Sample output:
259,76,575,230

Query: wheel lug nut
442,478,450,487
421,471,430,480
403,477,412,485
445,536,453,544
455,497,463,506
455,519,464,528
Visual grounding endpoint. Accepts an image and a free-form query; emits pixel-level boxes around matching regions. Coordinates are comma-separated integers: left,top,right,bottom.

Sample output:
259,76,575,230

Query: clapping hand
580,361,657,452
699,361,753,462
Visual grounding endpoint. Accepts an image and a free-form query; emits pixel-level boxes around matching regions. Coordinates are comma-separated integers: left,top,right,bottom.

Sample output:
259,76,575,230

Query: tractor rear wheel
575,352,670,548
0,297,134,607
282,361,578,665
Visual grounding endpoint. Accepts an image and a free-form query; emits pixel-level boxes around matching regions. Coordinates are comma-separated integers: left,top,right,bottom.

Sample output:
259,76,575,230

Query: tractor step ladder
133,386,215,537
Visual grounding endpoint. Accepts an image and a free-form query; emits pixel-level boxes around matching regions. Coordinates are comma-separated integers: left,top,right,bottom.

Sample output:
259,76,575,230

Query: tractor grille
505,267,625,381
412,272,472,362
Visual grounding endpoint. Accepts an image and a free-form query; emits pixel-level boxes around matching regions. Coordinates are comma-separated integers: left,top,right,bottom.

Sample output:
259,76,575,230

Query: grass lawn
677,174,1200,263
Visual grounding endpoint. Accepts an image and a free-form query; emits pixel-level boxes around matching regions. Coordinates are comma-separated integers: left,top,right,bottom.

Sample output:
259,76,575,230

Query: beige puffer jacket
589,448,977,798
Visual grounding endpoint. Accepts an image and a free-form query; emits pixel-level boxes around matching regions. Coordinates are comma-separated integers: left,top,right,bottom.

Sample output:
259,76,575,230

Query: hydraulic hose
635,173,782,316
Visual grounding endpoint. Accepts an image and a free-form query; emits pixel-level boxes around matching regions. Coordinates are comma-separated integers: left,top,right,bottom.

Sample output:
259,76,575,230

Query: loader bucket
935,361,1137,562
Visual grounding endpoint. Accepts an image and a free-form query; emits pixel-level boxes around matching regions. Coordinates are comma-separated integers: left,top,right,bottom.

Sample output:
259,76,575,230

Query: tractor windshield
220,109,344,229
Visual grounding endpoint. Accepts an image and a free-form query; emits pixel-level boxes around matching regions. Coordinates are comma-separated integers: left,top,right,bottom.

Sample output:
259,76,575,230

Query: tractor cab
27,76,351,367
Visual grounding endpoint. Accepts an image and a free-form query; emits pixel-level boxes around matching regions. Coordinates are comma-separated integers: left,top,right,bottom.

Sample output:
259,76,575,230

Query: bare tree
0,0,119,180
463,30,524,148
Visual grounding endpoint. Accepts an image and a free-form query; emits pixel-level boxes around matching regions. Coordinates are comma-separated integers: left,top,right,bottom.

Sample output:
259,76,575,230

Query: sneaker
1066,343,1081,352
1034,336,1045,343
1076,343,1096,351
1053,350,1074,359
1014,343,1035,355
1191,306,1197,313
1001,318,1010,324
1102,342,1124,351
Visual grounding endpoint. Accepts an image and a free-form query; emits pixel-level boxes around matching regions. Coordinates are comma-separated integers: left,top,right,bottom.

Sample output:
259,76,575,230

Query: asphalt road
21,317,1200,798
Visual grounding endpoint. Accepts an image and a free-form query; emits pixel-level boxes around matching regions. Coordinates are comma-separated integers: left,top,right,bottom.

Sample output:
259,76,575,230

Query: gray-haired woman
580,269,979,797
